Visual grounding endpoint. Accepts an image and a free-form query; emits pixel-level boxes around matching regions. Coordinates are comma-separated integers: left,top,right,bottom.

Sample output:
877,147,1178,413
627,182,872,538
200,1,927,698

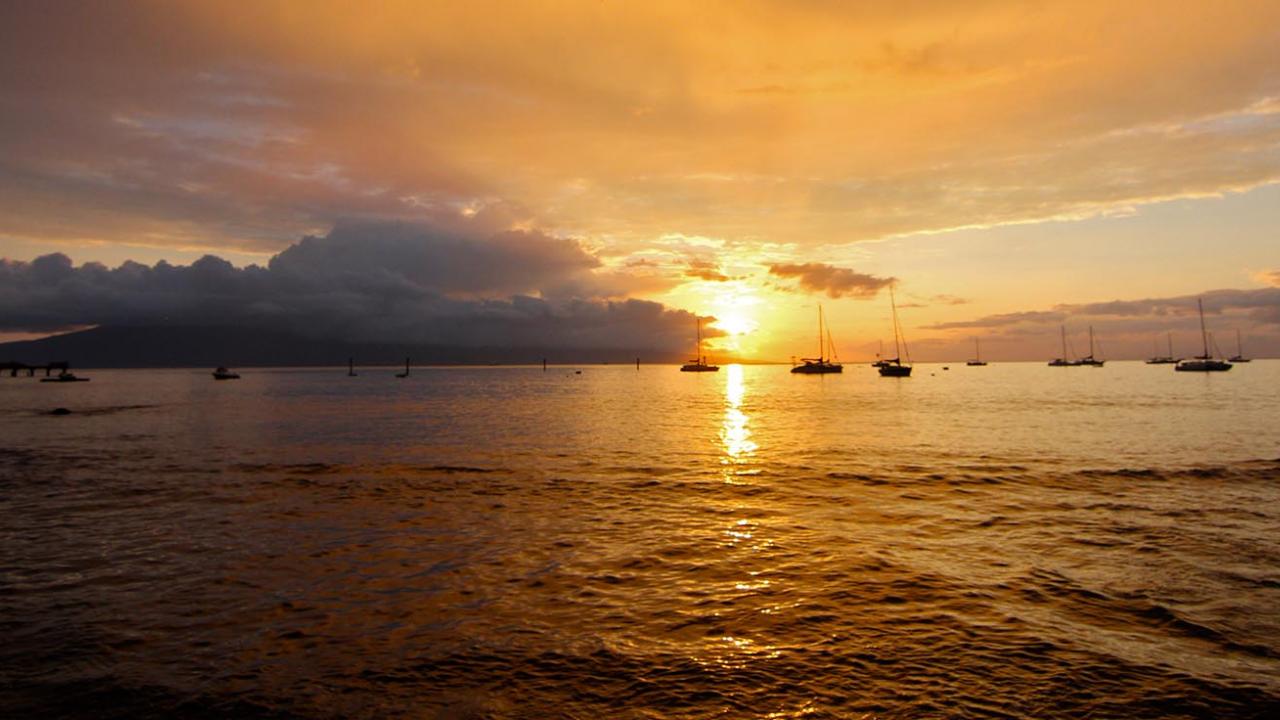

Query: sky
1,1,1278,360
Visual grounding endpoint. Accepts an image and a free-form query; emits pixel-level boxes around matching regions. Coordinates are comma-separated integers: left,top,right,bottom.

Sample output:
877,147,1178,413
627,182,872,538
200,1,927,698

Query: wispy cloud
924,289,1280,331
2,1,1279,258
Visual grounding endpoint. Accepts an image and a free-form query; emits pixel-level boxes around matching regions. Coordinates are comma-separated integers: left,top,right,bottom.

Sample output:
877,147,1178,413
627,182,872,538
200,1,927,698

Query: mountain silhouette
0,326,682,368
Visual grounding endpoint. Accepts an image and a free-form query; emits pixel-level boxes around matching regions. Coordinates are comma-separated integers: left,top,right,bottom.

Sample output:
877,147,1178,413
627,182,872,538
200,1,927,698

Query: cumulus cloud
684,259,733,282
0,221,700,351
768,263,895,298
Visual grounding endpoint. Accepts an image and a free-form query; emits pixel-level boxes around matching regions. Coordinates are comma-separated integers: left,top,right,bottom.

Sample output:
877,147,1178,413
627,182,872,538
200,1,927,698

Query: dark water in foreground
2,362,1279,718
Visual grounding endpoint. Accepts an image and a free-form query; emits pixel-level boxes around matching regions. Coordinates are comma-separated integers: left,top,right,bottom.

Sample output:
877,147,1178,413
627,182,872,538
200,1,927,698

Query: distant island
0,326,688,368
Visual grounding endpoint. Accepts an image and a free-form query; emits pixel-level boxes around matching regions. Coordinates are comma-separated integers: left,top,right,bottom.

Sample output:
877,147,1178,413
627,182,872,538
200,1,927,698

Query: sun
709,289,760,338
714,312,756,336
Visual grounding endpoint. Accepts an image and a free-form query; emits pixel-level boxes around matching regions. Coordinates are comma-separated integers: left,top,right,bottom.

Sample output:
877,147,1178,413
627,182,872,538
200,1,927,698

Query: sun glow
708,287,761,349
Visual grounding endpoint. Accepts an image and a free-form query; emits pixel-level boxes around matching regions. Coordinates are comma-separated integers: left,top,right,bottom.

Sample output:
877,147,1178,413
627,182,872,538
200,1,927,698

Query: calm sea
2,362,1278,718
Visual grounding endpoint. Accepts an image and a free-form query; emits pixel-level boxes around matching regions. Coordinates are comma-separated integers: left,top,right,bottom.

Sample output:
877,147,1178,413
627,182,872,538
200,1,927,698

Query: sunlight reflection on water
720,364,758,469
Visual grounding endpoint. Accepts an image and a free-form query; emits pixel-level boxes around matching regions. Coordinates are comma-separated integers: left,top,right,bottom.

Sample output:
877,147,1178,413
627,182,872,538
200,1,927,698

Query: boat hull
1175,360,1232,372
965,361,987,366
791,364,842,374
680,364,720,372
878,365,912,377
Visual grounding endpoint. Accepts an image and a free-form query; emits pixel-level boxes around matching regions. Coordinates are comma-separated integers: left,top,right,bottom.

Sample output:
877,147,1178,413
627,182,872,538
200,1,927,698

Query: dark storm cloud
0,221,698,350
768,263,895,298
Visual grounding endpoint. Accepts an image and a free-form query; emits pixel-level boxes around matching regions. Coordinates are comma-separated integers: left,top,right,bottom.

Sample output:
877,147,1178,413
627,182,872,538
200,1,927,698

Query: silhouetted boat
41,371,89,383
680,317,719,372
1145,332,1178,364
1048,326,1077,366
212,366,240,380
878,286,912,377
871,340,890,368
395,357,411,378
792,304,842,374
1176,299,1232,372
1077,326,1105,367
1228,329,1251,363
966,337,987,366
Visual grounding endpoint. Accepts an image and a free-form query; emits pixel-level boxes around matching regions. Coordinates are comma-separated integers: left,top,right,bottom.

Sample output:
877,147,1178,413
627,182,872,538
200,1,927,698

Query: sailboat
395,357,411,378
966,337,988,366
1077,326,1105,367
791,304,843,374
1175,299,1232,372
1228,329,1251,363
871,339,890,368
878,286,912,377
1145,333,1178,364
680,317,720,372
1048,326,1075,366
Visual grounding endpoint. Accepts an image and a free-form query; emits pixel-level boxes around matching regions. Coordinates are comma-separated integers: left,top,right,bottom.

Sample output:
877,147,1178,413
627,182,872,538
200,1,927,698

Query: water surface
3,362,1278,718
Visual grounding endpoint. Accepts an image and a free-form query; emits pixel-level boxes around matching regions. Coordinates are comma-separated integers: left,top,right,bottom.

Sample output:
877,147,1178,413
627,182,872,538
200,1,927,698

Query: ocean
2,362,1278,718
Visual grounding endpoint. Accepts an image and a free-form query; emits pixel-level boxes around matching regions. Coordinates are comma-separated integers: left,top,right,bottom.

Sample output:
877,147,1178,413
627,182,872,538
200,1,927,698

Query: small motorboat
41,371,89,383
212,366,240,380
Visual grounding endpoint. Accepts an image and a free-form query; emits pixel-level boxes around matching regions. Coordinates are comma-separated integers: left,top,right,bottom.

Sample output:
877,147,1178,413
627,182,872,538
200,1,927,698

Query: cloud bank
1,2,1278,257
925,290,1280,332
768,263,895,298
0,221,702,351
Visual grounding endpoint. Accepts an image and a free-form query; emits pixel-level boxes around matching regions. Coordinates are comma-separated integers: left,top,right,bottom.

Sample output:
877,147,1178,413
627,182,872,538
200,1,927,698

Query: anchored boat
680,316,719,372
1176,299,1232,372
791,304,842,374
878,286,912,377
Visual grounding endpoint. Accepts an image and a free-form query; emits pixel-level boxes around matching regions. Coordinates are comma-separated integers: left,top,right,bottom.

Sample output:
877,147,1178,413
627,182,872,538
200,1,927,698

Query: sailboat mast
1192,297,1203,356
1167,332,1173,358
1237,329,1243,357
818,304,824,361
1060,326,1067,359
974,337,980,361
695,317,701,362
1088,326,1095,358
890,286,902,361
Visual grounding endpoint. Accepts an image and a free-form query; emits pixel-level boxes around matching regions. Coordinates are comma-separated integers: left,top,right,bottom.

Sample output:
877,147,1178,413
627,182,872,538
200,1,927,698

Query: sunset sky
2,1,1278,360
